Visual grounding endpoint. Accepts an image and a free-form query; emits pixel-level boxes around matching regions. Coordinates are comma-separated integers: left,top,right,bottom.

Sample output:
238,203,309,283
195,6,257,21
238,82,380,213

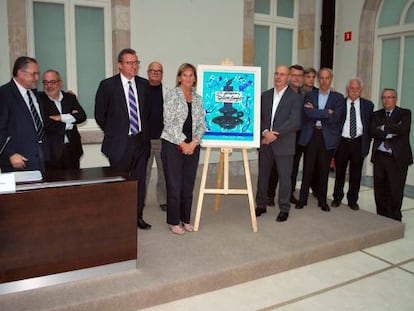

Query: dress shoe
295,203,304,209
290,194,299,204
276,212,289,222
255,207,267,217
320,204,330,212
137,217,152,230
331,200,341,207
348,203,359,211
159,204,167,212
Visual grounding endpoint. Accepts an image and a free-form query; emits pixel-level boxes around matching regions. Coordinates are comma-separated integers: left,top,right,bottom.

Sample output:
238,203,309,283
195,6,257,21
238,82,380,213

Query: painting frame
197,64,261,148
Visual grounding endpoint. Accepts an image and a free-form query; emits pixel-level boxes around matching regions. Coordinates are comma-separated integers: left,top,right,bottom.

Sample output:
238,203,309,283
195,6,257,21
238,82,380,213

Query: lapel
116,74,129,115
10,79,34,121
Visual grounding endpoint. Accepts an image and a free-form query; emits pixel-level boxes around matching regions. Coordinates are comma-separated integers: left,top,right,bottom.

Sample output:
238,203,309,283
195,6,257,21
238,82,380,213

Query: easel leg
243,148,257,232
213,151,224,211
194,147,211,231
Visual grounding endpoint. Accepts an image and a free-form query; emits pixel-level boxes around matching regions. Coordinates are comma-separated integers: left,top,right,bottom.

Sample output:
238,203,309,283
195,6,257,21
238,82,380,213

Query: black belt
376,150,392,157
341,136,361,142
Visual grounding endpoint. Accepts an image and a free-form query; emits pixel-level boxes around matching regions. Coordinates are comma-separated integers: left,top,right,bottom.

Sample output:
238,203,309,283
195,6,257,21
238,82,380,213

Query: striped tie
128,81,141,135
27,90,45,142
350,102,356,138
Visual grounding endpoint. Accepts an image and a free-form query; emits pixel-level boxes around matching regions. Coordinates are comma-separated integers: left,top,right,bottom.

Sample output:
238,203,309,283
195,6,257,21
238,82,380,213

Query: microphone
0,136,11,156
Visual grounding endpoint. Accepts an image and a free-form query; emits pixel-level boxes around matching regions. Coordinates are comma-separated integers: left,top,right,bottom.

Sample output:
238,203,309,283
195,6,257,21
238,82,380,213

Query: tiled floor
142,178,414,311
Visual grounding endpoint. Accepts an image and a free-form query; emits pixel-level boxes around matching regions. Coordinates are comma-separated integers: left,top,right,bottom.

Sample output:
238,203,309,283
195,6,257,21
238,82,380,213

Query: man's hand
304,102,313,109
262,130,279,144
10,153,28,169
49,114,62,121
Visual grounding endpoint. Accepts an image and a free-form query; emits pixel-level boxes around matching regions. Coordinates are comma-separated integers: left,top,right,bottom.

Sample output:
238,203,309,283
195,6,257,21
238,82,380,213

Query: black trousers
299,129,333,206
109,134,149,218
46,143,81,171
161,139,200,225
333,137,364,205
373,151,408,221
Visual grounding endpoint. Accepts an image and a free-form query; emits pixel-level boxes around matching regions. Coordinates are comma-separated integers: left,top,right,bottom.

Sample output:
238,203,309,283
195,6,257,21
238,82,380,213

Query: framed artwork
197,65,261,148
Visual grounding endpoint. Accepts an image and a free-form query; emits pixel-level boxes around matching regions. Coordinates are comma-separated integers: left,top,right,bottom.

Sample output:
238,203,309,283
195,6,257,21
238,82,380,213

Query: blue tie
128,81,141,135
27,90,45,142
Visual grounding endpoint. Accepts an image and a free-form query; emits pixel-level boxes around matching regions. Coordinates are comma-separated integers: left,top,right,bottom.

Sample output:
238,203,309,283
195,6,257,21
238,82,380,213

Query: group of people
255,64,412,223
1,53,412,236
0,50,206,235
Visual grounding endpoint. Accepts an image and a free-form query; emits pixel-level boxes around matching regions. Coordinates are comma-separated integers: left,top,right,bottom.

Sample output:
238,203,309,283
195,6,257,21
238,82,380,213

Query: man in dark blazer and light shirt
370,88,412,221
39,69,87,170
295,68,344,212
0,56,49,173
95,48,152,229
255,65,302,222
331,78,374,210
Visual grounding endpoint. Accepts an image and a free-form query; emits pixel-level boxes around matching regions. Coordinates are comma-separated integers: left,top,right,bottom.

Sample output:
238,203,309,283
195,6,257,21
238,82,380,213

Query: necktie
128,81,141,135
384,111,391,150
350,102,356,138
27,90,45,142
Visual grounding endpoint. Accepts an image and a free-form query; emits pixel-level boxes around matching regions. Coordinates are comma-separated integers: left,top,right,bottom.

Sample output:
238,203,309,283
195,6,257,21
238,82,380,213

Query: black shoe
255,207,267,217
290,194,299,204
320,204,330,212
138,217,152,230
276,212,289,222
331,200,341,207
349,203,359,211
295,203,304,209
160,204,167,212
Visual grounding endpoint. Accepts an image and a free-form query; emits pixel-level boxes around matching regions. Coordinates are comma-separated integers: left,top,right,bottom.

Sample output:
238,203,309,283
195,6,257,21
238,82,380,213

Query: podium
0,167,137,293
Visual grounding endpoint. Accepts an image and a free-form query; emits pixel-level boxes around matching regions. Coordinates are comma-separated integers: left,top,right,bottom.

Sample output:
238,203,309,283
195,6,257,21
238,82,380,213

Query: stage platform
0,173,404,311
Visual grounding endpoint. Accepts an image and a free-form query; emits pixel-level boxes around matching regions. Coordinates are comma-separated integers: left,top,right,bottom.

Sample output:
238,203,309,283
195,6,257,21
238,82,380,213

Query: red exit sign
344,31,352,41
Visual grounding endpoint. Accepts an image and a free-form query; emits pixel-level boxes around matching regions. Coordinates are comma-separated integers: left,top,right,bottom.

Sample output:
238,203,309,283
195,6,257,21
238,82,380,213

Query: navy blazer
39,91,87,161
340,97,374,158
261,86,302,156
0,79,50,172
298,89,345,150
370,106,413,167
95,74,150,162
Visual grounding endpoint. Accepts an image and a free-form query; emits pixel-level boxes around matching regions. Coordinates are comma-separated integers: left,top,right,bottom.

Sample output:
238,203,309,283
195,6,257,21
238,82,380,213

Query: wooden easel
193,146,257,232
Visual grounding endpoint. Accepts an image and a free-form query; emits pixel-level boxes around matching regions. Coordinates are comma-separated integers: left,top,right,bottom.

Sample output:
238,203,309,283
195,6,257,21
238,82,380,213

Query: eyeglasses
42,80,60,85
122,60,141,66
382,96,396,99
23,70,40,77
148,69,163,74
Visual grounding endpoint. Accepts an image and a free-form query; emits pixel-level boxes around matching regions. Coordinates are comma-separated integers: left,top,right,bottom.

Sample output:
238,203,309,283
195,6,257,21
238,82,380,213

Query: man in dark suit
39,69,86,170
331,78,374,210
255,65,302,222
95,48,151,229
370,88,412,221
295,68,344,211
0,56,49,173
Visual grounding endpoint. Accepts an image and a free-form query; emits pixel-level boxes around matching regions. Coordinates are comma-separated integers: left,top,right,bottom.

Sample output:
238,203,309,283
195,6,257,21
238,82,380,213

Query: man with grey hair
331,78,374,210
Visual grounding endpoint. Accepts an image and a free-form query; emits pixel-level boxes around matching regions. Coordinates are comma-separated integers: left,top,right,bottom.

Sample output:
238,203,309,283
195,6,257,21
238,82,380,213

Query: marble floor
141,178,414,311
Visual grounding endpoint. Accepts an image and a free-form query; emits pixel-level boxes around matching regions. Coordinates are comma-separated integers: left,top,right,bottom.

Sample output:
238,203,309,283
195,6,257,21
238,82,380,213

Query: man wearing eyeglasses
39,69,86,170
145,61,169,212
95,48,152,230
0,56,49,173
370,88,413,221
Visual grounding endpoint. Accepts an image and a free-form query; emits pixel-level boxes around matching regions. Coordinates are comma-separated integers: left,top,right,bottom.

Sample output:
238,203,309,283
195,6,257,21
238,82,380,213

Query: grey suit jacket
260,86,302,156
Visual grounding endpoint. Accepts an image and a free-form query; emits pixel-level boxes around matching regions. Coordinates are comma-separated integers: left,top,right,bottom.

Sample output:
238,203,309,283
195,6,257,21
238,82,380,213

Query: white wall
131,0,244,87
333,0,364,95
0,0,11,85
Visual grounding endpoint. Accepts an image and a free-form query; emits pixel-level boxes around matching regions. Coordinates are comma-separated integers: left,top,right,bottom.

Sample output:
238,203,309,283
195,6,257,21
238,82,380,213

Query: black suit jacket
0,79,50,172
94,74,150,162
39,91,86,161
261,86,302,156
340,97,374,157
370,106,413,167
